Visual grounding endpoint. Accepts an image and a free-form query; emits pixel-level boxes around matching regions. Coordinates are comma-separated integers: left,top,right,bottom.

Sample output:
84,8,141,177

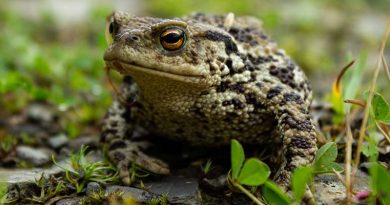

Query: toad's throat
105,59,206,83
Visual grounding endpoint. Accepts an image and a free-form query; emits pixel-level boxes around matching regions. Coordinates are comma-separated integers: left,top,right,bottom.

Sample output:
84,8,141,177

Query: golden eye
160,28,186,51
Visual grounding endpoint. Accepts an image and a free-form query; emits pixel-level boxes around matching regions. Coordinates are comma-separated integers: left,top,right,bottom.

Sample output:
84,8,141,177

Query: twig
353,18,390,178
333,168,346,187
382,55,390,83
233,183,265,205
345,113,353,205
344,99,366,107
375,121,390,144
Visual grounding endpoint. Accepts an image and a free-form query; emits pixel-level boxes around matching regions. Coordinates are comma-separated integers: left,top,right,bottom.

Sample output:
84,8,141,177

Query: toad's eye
160,28,186,51
109,22,114,34
105,20,117,45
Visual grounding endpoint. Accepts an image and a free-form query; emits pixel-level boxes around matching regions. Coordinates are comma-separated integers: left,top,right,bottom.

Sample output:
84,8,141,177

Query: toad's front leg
101,79,169,185
260,87,317,203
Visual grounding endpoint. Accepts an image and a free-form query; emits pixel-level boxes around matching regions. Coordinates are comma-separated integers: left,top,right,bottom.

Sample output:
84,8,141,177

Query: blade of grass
353,19,390,178
333,60,356,96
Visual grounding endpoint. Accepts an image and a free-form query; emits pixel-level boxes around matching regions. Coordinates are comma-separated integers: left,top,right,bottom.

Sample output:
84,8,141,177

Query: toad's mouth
105,59,206,83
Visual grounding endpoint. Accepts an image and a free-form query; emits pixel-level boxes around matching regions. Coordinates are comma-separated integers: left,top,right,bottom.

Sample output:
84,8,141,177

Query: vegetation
53,146,119,193
229,140,340,204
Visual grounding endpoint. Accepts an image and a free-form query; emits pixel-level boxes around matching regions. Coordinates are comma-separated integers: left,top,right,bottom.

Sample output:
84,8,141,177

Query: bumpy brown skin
102,12,317,190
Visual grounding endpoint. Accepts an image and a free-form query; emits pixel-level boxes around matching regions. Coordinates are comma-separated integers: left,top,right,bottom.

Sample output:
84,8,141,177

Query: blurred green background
0,0,389,137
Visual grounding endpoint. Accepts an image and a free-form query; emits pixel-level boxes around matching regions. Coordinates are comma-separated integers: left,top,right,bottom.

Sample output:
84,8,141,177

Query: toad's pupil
162,31,182,43
109,22,114,34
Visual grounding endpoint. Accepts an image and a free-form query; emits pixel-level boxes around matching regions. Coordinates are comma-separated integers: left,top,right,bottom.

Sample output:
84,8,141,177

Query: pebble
48,133,68,149
26,103,56,123
86,182,102,197
55,196,84,205
15,145,52,166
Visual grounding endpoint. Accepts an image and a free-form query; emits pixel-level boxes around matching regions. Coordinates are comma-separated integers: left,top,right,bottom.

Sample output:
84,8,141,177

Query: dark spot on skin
204,30,238,54
110,121,118,127
281,115,313,132
222,98,246,109
121,108,132,123
232,98,245,109
112,151,126,162
245,27,268,40
248,55,267,65
229,27,258,45
109,140,127,150
229,83,245,93
285,163,296,171
222,100,232,106
250,73,257,82
266,86,282,99
269,64,297,88
289,136,312,149
216,81,230,92
226,58,233,69
123,76,133,85
200,91,209,95
100,129,118,142
224,111,240,122
245,93,265,109
190,106,206,118
283,93,303,104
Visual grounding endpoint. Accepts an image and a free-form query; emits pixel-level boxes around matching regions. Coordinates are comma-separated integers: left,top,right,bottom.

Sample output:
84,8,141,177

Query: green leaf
262,181,291,205
314,162,343,174
372,93,390,122
370,162,390,204
231,139,245,179
237,158,270,186
292,166,314,202
362,136,379,160
314,142,337,172
382,118,390,125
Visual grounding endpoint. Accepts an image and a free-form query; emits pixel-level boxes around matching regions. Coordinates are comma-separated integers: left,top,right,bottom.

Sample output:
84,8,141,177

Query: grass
53,146,119,193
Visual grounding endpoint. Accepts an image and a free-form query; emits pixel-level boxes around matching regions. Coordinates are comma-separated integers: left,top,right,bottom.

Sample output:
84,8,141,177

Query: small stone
26,103,56,123
67,136,99,151
48,133,68,149
16,145,52,166
86,182,102,197
145,175,201,204
200,175,227,194
55,196,84,205
106,185,158,203
314,169,369,205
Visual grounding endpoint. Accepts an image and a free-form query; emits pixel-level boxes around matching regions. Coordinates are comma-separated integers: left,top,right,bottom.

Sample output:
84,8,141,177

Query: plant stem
353,18,390,179
345,113,353,205
233,182,265,205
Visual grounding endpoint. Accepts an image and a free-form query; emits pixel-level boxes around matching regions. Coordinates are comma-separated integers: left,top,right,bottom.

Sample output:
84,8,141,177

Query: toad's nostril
128,34,140,42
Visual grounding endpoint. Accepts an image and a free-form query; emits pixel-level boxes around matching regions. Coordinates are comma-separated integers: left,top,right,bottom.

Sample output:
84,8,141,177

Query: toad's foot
107,140,170,185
